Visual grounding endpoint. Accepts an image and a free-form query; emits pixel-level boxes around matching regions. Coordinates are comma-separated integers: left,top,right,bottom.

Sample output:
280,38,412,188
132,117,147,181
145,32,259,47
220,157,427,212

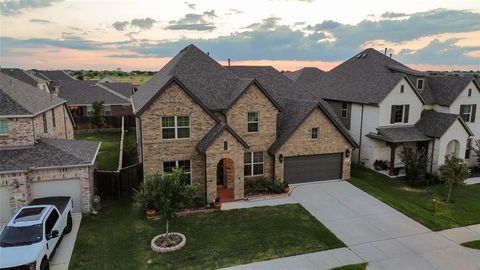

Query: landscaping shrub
400,147,429,187
245,177,284,195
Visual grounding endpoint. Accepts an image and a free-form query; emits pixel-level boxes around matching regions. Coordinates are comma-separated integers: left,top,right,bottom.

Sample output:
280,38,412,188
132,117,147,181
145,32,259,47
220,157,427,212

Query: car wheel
40,258,49,270
64,213,73,234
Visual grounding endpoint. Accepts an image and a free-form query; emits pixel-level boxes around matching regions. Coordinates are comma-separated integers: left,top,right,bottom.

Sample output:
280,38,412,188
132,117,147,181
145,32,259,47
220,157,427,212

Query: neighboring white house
287,48,479,175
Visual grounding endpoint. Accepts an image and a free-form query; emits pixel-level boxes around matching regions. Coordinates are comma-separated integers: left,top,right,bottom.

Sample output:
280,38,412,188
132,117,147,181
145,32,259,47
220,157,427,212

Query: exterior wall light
12,179,19,189
279,154,284,163
345,149,351,158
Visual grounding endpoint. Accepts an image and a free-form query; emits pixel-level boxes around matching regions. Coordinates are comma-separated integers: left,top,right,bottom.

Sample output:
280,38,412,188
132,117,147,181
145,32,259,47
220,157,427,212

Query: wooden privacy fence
73,115,136,130
94,163,143,200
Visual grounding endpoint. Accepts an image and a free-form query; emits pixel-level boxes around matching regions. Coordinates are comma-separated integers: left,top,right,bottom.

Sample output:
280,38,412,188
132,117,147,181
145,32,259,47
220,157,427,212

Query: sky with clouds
0,0,479,71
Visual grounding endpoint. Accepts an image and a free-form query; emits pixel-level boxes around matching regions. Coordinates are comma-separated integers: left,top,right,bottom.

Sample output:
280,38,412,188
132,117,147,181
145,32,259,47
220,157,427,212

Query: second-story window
416,79,424,90
390,105,409,124
247,112,259,133
465,138,472,159
400,85,405,93
0,119,8,135
468,89,472,97
162,116,190,139
51,109,56,128
460,104,476,123
341,102,349,118
311,127,319,139
42,112,48,133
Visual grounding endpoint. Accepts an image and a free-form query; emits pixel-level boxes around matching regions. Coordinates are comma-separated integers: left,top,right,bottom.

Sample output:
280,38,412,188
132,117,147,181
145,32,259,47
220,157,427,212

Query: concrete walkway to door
223,181,480,270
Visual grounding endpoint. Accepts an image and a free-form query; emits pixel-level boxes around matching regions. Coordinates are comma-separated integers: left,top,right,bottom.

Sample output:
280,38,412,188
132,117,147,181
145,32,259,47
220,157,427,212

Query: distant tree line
69,69,156,80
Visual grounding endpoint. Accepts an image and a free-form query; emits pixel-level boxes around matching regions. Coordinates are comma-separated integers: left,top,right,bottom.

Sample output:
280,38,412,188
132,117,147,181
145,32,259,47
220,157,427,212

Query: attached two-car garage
284,153,343,184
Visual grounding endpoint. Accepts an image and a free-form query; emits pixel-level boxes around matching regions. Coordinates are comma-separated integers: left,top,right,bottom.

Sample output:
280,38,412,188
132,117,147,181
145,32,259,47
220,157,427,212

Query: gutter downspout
357,104,364,165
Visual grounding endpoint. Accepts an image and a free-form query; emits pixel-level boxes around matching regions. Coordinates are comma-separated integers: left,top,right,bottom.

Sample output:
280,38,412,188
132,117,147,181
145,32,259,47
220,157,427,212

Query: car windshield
0,224,43,247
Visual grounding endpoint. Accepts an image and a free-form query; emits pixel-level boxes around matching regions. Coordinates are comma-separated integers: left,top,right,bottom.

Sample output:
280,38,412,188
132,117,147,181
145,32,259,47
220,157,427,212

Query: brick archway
216,158,235,202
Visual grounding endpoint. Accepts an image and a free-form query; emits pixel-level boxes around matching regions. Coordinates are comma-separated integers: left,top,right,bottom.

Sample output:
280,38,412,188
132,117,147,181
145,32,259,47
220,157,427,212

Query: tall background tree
439,154,470,203
91,101,106,130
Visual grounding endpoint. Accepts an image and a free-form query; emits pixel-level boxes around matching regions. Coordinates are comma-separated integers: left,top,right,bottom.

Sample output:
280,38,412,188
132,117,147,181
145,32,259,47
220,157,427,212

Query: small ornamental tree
400,147,429,187
91,101,106,130
153,168,196,241
439,154,470,203
473,139,480,167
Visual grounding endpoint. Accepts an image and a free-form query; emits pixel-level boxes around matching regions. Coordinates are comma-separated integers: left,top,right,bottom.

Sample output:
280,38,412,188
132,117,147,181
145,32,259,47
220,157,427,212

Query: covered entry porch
367,126,433,177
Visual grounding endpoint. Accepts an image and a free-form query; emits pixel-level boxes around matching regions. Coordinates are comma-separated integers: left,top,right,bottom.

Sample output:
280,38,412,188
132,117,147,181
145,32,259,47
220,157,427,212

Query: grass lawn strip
350,166,480,231
70,200,344,270
75,132,120,171
461,240,480,249
331,263,368,270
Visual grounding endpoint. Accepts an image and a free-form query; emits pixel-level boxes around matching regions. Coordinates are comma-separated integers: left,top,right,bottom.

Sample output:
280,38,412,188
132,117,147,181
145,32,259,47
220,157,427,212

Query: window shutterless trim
161,116,191,140
244,151,264,177
247,112,259,133
162,160,192,185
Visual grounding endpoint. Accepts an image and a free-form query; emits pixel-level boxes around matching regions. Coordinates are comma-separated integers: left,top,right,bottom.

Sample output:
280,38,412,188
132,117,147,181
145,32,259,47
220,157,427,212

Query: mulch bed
154,234,183,248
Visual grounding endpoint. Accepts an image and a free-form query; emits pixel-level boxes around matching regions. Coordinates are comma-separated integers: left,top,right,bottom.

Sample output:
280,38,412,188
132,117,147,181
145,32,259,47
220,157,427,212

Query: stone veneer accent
274,108,353,181
225,84,278,180
0,166,94,216
140,81,217,194
205,130,247,201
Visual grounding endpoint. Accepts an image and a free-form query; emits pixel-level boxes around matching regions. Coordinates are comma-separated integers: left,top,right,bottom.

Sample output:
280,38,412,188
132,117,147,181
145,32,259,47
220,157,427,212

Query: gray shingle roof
57,80,130,105
132,44,252,113
226,66,358,152
98,82,134,98
415,110,473,138
372,126,432,143
0,73,66,116
426,76,477,106
196,122,249,153
290,48,423,105
284,67,326,87
0,138,100,172
35,70,75,81
1,68,45,87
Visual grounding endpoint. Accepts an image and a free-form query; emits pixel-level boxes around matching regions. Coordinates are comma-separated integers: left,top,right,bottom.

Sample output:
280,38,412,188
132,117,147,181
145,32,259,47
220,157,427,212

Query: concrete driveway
223,181,480,270
50,214,82,270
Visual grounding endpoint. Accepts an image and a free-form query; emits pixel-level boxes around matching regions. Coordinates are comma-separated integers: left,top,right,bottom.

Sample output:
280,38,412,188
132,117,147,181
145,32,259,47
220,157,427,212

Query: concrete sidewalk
465,177,480,185
222,181,480,270
50,214,82,270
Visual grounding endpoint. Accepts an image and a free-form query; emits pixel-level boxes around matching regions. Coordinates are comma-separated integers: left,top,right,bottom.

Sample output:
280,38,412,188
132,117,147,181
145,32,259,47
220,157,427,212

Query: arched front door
216,158,234,201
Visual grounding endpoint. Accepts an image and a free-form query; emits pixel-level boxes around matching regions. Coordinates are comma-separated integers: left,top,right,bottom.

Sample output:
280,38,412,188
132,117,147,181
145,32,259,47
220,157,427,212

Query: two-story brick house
287,48,478,175
132,44,357,202
0,73,100,223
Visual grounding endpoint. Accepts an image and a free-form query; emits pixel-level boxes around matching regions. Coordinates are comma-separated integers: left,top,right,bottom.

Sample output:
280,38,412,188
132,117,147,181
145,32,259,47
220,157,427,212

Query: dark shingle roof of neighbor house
98,82,134,98
196,122,249,153
0,73,65,116
426,76,478,106
284,67,326,87
370,126,432,143
288,48,427,105
57,80,131,105
226,66,358,151
35,70,75,81
0,138,100,172
132,44,280,113
415,110,473,138
1,68,45,87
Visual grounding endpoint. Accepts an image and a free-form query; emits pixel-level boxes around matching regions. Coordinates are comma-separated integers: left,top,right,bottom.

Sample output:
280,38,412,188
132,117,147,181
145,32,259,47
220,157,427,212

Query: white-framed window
51,109,56,128
465,138,472,159
468,89,472,97
244,151,264,176
400,85,405,93
391,105,409,123
247,112,259,133
0,119,8,135
417,79,424,90
161,116,191,139
104,105,111,116
460,104,476,123
163,160,192,185
42,112,48,133
311,127,319,139
341,102,348,118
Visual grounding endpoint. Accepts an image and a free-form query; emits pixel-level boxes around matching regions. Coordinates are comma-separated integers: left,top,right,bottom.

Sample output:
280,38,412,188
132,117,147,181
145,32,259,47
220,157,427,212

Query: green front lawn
75,132,121,171
331,263,368,270
350,166,480,231
461,240,480,249
70,200,344,270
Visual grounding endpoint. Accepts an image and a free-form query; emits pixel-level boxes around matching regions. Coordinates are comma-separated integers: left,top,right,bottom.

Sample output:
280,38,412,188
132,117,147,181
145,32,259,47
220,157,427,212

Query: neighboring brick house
0,73,100,223
287,48,478,175
132,44,357,202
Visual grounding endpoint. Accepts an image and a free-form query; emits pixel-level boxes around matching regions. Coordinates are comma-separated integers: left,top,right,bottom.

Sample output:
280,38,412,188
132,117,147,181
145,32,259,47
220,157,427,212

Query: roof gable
415,110,473,138
196,122,249,153
222,79,282,113
427,76,479,106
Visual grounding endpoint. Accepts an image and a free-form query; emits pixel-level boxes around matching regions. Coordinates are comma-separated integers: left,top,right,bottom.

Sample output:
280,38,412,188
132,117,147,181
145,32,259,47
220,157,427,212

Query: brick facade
140,81,216,194
226,84,278,179
274,108,353,181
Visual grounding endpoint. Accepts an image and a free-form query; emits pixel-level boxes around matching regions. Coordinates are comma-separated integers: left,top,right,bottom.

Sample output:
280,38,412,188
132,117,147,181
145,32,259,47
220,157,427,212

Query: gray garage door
284,153,343,184
32,179,82,213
